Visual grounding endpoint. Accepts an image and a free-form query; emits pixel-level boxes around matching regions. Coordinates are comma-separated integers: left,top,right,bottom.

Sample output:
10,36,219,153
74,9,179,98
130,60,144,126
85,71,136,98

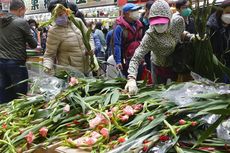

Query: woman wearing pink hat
125,0,188,95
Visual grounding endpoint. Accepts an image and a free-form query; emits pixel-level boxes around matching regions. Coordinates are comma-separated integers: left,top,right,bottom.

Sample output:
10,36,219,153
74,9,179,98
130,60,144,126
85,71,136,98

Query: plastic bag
217,119,230,142
162,72,230,106
26,62,85,99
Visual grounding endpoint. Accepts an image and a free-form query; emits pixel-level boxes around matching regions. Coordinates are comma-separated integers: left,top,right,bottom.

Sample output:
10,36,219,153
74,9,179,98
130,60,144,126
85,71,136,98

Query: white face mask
130,11,139,21
221,14,230,24
154,24,168,33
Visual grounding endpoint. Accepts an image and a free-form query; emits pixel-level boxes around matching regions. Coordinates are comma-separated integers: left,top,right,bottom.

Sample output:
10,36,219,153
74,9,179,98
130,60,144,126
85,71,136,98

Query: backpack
110,25,142,64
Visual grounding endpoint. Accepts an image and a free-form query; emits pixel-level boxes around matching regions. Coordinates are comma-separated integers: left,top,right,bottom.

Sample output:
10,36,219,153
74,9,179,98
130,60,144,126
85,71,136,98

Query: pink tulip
25,132,35,144
69,77,78,86
100,128,109,137
132,104,143,112
85,137,97,145
63,104,70,113
39,127,48,137
105,110,113,118
2,123,7,129
119,114,129,122
91,131,101,139
75,137,86,146
123,106,134,116
89,114,107,129
111,107,118,112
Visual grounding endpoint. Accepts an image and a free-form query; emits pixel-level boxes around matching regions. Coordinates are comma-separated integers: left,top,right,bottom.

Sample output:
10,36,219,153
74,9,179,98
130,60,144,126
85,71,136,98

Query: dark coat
207,12,230,66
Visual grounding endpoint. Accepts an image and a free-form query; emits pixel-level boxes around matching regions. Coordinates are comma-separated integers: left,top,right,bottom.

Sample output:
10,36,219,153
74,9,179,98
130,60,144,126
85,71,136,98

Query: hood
207,12,222,30
116,16,143,33
149,0,172,20
0,13,14,28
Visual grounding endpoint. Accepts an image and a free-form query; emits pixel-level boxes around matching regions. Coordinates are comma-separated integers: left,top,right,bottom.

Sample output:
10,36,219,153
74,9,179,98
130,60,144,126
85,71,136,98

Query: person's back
0,0,37,103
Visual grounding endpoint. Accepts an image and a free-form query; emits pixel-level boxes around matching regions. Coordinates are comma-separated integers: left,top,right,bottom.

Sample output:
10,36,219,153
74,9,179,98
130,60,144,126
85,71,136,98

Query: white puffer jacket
43,18,95,74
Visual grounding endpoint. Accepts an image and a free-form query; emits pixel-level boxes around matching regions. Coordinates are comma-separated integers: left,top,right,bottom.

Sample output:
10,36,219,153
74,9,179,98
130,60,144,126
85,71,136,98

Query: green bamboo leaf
104,92,112,106
110,89,120,104
85,83,90,95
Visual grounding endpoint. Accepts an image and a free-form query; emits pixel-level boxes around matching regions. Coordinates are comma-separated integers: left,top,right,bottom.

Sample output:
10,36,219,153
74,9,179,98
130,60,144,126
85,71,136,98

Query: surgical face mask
181,8,192,17
154,24,168,33
55,15,68,26
130,11,139,21
221,14,230,25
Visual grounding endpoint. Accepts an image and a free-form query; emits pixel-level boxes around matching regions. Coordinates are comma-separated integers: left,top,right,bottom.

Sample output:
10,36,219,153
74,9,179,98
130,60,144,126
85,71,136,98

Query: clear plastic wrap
162,72,230,106
26,62,85,99
217,119,230,142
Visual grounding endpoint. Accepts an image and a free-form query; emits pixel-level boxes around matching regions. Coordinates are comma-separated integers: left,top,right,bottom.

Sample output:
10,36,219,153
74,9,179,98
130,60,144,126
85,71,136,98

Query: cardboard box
55,147,91,153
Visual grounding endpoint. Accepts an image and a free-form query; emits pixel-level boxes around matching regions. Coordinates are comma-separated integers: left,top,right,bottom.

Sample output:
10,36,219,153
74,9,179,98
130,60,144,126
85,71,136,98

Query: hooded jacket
0,13,37,61
43,17,95,74
128,0,185,78
207,12,230,66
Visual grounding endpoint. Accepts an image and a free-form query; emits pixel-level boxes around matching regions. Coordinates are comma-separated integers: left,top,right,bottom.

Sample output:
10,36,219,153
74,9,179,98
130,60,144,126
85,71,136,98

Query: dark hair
28,19,36,25
10,0,25,10
67,2,78,14
47,0,68,12
75,11,87,26
95,22,102,30
175,0,188,9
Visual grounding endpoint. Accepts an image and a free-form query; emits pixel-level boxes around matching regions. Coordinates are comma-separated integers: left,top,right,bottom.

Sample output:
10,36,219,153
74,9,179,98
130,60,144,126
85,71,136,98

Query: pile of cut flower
0,74,230,153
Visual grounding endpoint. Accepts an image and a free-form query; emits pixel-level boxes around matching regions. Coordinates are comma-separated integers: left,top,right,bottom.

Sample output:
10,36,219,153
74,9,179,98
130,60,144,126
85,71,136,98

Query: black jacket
207,12,230,66
0,13,37,61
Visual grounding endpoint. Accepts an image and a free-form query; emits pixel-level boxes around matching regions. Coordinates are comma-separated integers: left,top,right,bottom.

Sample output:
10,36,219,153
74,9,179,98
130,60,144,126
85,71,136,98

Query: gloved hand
125,78,138,95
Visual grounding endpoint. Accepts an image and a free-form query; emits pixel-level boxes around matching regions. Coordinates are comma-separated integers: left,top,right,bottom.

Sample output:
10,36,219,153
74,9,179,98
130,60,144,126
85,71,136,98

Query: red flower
25,132,35,144
198,147,215,151
179,119,186,125
147,116,154,121
85,137,97,145
118,137,126,143
2,123,7,129
66,123,72,127
191,121,197,126
39,127,48,137
142,145,148,152
73,120,80,125
143,140,149,144
159,135,170,142
100,128,109,137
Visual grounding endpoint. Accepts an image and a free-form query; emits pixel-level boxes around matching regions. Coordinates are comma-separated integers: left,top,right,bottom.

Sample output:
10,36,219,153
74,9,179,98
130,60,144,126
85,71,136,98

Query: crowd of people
0,0,230,103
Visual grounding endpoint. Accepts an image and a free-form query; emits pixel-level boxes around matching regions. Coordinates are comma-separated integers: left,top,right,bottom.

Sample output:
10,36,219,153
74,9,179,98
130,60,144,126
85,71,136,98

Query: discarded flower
147,116,154,121
2,123,7,129
25,132,35,144
85,137,97,145
39,127,48,137
73,120,80,125
119,114,129,122
159,135,170,142
191,121,197,126
142,145,148,152
91,131,101,139
89,114,107,129
123,105,134,116
132,104,143,112
69,77,78,86
179,119,186,125
118,137,126,143
100,128,109,137
63,104,70,113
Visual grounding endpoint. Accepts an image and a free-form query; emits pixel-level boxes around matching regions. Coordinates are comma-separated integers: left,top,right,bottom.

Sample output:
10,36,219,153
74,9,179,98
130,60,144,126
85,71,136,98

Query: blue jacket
105,30,113,57
93,33,102,57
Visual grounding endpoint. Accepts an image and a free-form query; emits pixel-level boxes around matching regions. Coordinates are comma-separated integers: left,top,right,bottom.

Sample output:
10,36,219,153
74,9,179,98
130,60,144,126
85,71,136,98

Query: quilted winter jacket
128,0,185,78
43,18,95,74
